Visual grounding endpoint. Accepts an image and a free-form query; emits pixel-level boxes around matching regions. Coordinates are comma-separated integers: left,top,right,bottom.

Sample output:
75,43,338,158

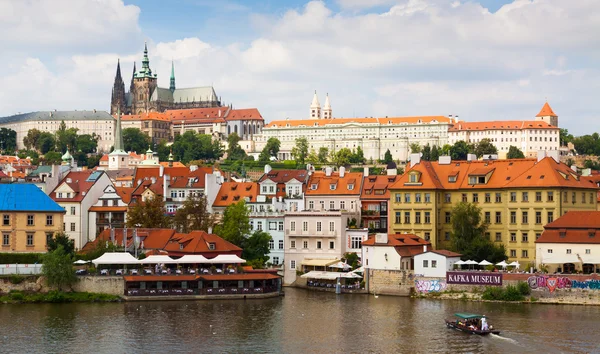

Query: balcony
361,210,380,217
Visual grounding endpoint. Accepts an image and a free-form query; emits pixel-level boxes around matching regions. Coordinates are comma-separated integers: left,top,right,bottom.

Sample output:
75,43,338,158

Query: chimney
364,166,369,176
339,166,345,178
137,179,142,186
537,150,547,162
467,154,477,162
375,233,388,244
264,164,272,174
163,174,169,201
159,165,164,177
325,167,332,177
439,156,451,165
423,244,427,253
571,165,578,173
208,226,213,234
409,153,421,168
190,165,198,172
150,177,157,184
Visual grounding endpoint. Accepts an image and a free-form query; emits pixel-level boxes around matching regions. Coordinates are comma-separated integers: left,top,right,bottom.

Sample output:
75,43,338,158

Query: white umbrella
73,260,90,265
496,260,509,268
454,260,466,265
465,260,478,269
479,260,492,266
329,261,351,269
508,261,520,269
341,272,363,279
351,266,364,273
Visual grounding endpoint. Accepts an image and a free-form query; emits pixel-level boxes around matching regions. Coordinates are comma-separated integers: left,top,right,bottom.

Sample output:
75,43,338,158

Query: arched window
234,125,238,134
227,126,231,135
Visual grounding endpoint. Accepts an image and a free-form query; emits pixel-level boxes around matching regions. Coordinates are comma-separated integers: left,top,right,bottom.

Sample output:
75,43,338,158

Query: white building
448,102,560,159
413,250,462,278
254,92,452,161
87,184,129,241
50,170,112,250
0,110,116,152
362,233,430,271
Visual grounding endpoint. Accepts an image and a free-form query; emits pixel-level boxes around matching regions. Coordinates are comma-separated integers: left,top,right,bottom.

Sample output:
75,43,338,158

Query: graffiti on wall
527,275,600,292
415,279,447,293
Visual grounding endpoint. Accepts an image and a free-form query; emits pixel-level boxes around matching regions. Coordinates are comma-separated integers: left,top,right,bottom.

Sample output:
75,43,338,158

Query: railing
361,210,380,217
125,286,278,297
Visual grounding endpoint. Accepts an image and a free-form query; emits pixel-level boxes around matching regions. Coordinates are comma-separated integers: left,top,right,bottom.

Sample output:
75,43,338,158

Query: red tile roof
362,233,431,257
167,107,229,123
115,187,134,204
265,116,450,128
257,169,308,184
168,167,214,189
163,230,242,256
536,102,557,117
51,170,98,202
536,211,600,244
544,211,600,229
226,108,263,121
361,175,397,200
133,166,189,185
430,250,462,257
120,112,170,122
448,120,556,132
306,171,363,196
213,182,258,207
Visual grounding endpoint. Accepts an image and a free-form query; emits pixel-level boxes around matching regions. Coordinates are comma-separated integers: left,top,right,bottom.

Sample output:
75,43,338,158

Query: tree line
410,139,525,161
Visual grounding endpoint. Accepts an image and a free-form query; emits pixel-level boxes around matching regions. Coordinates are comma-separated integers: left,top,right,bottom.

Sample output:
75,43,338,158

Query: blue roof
0,184,66,213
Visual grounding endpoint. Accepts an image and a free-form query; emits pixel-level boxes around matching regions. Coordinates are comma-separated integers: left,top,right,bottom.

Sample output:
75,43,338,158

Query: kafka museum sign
446,272,502,286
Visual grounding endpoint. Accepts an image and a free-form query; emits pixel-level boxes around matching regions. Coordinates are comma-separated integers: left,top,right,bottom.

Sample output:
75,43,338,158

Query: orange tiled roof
50,170,98,202
163,230,242,256
133,166,189,185
226,108,263,121
213,182,258,207
537,212,600,244
159,161,186,167
82,228,176,252
167,107,229,123
362,233,431,257
115,187,134,204
544,211,600,229
361,175,397,200
265,116,451,128
305,171,363,196
168,167,213,189
390,157,598,191
448,120,557,132
536,102,557,117
257,169,308,184
119,112,170,122
430,249,462,257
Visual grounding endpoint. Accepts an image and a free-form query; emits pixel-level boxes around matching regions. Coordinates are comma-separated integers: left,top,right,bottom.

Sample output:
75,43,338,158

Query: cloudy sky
1,0,598,135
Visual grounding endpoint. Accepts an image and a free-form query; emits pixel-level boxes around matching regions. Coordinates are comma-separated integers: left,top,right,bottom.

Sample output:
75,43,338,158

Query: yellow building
0,184,65,253
388,156,598,265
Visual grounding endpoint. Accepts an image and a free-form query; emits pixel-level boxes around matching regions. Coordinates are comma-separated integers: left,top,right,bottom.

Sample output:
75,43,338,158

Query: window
522,211,528,224
395,193,401,203
329,241,335,249
27,215,34,226
2,215,9,226
327,200,335,210
348,184,354,190
340,201,345,210
414,193,421,203
2,233,9,246
462,193,467,202
472,193,478,203
535,211,542,224
536,233,541,240
404,193,411,203
317,222,322,232
269,222,277,231
415,212,421,224
302,221,308,232
290,240,296,248
495,233,502,242
290,260,296,269
591,193,595,204
547,191,554,202
424,232,431,241
566,249,572,254
572,192,576,204
423,260,429,268
317,241,322,249
547,211,554,223
303,241,308,249
27,234,34,246
586,249,591,254
308,201,314,209
495,193,502,203
495,212,502,224
485,212,491,224
404,212,411,224
564,192,568,202
329,222,335,232
536,192,542,202
395,212,401,224
269,240,274,249
548,249,553,253
70,223,75,232
510,250,516,257
424,212,431,224
522,233,528,242
45,215,53,226
351,236,362,249
445,212,451,224
279,221,284,231
290,221,296,232
510,233,517,242
70,207,76,215
409,174,418,183
257,221,263,231
510,211,516,224
424,193,431,203
273,257,279,265
485,232,490,240
522,192,529,202
582,192,586,204
431,260,437,268
444,232,450,241
510,192,517,202
444,193,451,203
522,250,528,258
485,193,491,203
279,240,284,249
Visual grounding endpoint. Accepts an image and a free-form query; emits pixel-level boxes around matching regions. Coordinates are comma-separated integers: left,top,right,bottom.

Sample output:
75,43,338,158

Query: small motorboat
445,313,500,335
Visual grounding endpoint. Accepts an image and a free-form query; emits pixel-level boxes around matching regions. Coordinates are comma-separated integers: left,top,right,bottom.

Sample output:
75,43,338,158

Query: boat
445,313,500,335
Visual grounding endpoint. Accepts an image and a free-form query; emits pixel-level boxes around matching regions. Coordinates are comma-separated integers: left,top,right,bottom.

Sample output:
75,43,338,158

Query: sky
0,0,599,135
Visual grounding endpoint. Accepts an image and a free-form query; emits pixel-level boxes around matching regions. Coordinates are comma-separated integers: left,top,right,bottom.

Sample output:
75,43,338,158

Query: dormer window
311,184,318,190
208,243,216,250
180,244,184,250
409,174,418,183
348,184,354,190
448,176,457,183
330,184,337,191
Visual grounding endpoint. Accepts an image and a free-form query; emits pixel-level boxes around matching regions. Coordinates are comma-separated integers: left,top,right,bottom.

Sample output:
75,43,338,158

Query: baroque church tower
110,59,126,115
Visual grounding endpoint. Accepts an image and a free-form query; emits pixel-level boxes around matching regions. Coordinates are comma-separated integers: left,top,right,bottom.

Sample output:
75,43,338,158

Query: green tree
318,147,329,163
422,144,431,161
87,154,102,168
214,200,250,247
123,127,152,153
342,252,360,269
0,128,17,153
226,132,247,161
410,143,421,154
584,159,600,170
259,137,281,162
23,129,42,151
440,144,452,155
506,145,525,159
450,202,506,263
306,149,319,164
473,138,498,158
333,147,353,166
431,145,440,161
42,245,78,290
173,195,215,233
383,149,393,164
350,146,366,164
35,132,56,154
56,121,79,153
559,128,573,146
42,151,62,165
76,134,98,154
126,195,171,228
47,232,75,257
291,137,309,166
241,230,272,268
450,141,470,160
155,139,171,162
174,131,223,163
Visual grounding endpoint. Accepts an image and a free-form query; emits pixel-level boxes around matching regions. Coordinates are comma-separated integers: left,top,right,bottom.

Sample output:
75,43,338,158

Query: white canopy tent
340,272,363,279
329,261,351,270
301,271,362,280
508,261,520,269
204,254,246,264
73,260,90,265
351,266,365,273
92,252,140,266
176,255,210,264
141,255,178,264
478,260,492,266
496,260,509,268
454,260,466,265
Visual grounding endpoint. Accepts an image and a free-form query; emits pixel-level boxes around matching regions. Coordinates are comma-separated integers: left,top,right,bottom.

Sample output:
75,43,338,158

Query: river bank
0,290,121,304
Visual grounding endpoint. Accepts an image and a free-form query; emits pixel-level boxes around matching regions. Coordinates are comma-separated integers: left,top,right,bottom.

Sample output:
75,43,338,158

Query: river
0,288,598,353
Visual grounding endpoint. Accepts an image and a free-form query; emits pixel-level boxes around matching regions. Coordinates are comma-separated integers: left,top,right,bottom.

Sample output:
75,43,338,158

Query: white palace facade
254,92,452,162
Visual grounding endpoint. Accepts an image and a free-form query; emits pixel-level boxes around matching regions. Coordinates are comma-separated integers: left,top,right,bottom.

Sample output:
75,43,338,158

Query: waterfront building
360,164,398,233
361,233,431,271
536,211,600,274
0,110,115,152
413,250,462,277
110,44,221,116
304,167,363,220
50,170,112,250
254,92,452,161
212,181,259,216
388,153,599,264
448,102,560,159
87,184,130,240
0,184,65,253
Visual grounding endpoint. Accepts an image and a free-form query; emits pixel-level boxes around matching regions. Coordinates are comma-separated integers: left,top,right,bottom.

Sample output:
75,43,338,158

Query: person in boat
481,317,489,331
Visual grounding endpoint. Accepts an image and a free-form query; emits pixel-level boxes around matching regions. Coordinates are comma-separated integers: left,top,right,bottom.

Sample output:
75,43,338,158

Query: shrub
0,253,43,264
8,274,25,284
502,285,525,301
517,281,531,296
45,291,68,303
9,291,25,301
481,286,504,300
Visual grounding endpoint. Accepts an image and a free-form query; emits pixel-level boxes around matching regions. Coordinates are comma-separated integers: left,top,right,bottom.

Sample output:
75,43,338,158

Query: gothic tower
535,101,558,127
310,90,321,119
130,42,158,115
169,61,176,93
110,59,126,115
323,93,332,119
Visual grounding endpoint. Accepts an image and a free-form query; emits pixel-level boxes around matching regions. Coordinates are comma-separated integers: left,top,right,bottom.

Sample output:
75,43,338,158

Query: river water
0,288,598,353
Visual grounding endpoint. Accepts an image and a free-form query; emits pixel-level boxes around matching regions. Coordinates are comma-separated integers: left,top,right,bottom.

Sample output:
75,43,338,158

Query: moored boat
445,313,500,335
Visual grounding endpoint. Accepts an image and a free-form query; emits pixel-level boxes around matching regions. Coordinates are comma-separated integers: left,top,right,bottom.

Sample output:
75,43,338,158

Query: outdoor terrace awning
301,271,341,280
176,255,210,264
92,252,140,266
141,255,179,264
301,259,339,267
204,254,246,264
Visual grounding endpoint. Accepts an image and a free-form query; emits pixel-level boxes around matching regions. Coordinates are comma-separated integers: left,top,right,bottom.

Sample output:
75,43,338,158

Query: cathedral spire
114,107,125,152
170,60,176,93
140,41,152,77
110,59,126,115
310,90,321,119
323,93,332,119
